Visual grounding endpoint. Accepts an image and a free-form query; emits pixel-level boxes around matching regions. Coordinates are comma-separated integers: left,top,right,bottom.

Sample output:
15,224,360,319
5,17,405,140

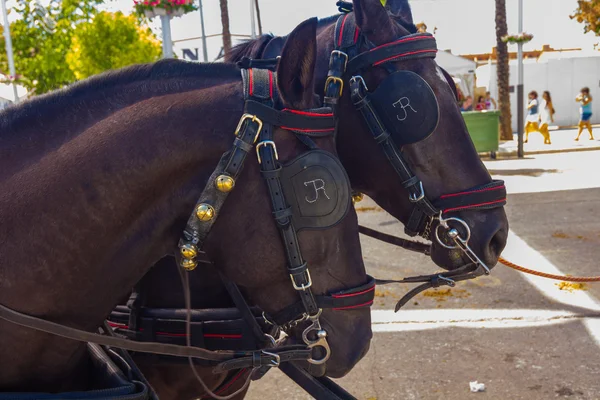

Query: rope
499,257,600,282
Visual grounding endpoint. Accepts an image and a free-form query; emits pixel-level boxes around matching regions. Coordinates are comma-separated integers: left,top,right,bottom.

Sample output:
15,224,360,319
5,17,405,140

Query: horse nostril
487,227,508,263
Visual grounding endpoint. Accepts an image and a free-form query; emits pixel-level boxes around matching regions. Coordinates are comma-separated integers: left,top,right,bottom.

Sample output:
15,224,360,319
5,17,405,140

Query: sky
95,0,600,61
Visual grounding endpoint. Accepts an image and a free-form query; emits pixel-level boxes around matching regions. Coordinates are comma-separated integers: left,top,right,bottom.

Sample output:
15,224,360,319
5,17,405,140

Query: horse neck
0,74,242,390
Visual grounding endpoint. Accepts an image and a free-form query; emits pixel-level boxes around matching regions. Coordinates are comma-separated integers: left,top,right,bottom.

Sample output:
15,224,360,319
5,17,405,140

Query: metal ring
435,217,471,250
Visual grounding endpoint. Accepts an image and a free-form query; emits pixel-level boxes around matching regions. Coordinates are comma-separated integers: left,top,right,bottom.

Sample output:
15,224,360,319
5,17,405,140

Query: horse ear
276,18,318,109
353,0,398,45
263,36,285,59
385,0,413,24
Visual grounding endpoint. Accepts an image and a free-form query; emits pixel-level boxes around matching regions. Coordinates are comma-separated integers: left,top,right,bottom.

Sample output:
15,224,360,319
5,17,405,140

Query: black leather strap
345,34,437,76
280,363,358,400
245,101,335,134
273,276,376,325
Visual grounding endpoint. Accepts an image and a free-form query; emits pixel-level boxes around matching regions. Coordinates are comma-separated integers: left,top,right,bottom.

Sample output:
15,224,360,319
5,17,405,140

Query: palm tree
495,0,513,140
219,0,231,57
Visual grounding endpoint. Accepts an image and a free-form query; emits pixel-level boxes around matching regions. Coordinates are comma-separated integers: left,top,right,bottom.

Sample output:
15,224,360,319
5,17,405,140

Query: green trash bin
461,110,500,158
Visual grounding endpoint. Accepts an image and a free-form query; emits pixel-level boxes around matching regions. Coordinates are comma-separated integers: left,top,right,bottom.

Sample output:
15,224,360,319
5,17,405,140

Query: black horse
0,18,371,395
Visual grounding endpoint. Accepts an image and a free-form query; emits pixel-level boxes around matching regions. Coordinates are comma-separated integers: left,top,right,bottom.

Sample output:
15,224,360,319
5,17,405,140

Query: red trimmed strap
345,34,438,76
434,180,507,215
272,276,376,325
107,321,243,339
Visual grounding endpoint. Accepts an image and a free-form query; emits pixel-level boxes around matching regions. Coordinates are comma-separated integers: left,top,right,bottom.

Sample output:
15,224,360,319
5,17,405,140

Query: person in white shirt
538,91,555,145
524,91,540,143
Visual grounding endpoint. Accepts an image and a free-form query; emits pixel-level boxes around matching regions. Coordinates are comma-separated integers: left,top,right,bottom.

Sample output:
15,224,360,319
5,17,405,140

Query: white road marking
370,309,583,332
370,230,600,343
501,230,600,313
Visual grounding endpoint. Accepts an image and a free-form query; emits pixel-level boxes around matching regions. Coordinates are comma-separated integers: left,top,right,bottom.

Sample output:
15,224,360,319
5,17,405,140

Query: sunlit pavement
497,128,600,157
246,151,600,400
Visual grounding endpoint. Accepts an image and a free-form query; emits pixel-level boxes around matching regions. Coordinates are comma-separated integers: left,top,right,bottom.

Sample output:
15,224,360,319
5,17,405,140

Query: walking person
539,91,555,145
575,87,594,141
524,91,540,143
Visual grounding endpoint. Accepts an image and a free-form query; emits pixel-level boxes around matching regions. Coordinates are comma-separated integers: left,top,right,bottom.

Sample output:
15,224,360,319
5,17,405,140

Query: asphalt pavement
246,150,600,400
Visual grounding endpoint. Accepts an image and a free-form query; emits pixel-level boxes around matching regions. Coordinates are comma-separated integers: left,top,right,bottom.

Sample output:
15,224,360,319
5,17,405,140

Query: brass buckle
235,114,263,144
256,140,279,164
290,269,312,291
324,76,344,98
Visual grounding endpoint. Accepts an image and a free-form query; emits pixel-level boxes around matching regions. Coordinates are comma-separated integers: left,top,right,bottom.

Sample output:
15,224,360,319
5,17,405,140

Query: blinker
369,71,439,146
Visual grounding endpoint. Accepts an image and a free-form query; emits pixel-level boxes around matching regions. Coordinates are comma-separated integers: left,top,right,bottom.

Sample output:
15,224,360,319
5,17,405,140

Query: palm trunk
495,0,513,140
219,0,232,57
254,0,263,36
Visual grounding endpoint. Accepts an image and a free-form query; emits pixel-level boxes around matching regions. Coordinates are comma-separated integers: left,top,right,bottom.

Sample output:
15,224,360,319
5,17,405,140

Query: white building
478,51,600,132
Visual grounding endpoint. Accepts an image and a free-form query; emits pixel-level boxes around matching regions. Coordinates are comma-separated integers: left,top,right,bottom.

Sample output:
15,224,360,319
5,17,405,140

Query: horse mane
0,59,241,133
224,33,275,63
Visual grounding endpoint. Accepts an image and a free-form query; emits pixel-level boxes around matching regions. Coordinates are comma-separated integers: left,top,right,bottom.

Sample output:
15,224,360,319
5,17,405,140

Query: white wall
485,57,600,132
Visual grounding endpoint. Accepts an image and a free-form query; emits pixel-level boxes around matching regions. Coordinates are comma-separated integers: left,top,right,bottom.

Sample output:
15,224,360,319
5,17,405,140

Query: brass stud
180,258,198,271
180,243,198,259
215,175,235,193
352,192,364,204
195,203,215,222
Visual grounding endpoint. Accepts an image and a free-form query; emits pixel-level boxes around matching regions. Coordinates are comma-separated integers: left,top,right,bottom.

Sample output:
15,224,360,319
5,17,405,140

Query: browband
346,34,438,76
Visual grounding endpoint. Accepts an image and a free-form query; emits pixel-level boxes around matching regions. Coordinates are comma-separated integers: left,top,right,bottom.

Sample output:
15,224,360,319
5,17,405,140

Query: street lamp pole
160,15,173,59
1,0,18,103
198,0,208,62
249,0,256,39
517,0,524,158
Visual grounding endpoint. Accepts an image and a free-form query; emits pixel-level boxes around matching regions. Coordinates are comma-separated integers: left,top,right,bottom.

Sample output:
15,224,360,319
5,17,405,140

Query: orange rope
499,257,600,282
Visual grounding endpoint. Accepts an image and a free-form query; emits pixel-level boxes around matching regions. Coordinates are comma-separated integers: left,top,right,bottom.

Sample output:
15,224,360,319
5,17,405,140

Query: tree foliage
571,0,600,36
67,12,161,80
0,0,160,94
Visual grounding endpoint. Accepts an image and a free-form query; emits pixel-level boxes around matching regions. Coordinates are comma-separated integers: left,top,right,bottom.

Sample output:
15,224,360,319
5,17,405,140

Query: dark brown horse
227,0,508,269
125,0,510,398
0,18,371,395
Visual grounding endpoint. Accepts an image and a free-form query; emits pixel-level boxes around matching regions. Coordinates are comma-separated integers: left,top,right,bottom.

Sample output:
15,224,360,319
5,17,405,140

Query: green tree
0,1,160,94
67,12,161,80
0,0,102,94
571,0,600,36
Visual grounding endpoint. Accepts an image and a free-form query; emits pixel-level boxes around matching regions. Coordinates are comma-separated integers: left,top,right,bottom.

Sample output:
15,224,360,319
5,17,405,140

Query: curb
480,145,600,159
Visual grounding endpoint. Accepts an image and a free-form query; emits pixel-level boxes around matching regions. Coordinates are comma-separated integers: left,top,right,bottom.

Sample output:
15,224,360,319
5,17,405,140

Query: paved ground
246,150,600,400
496,128,600,157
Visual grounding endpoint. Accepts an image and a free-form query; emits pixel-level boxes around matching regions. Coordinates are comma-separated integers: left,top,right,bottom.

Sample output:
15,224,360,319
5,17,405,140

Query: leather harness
0,9,509,400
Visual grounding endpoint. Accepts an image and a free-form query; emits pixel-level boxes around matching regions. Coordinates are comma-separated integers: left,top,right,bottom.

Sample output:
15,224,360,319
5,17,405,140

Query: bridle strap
345,34,438,76
376,263,484,311
249,68,320,318
0,301,303,369
279,363,358,400
272,276,376,325
348,76,438,236
245,100,335,135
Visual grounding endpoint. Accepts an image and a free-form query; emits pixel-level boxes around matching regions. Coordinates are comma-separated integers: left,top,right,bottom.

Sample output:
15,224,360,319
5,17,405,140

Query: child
524,91,539,143
475,96,486,111
575,87,594,141
539,91,555,145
